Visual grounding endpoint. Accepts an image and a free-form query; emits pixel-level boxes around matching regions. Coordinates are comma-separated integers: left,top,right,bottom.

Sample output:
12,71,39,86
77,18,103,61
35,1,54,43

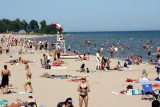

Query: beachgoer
152,100,160,107
24,65,33,93
114,46,118,56
83,54,87,60
148,47,151,58
124,60,128,68
86,68,90,73
12,96,37,107
57,45,61,60
34,41,38,50
116,61,123,71
157,57,160,75
19,49,25,55
53,49,57,61
68,44,71,54
78,76,90,107
0,46,3,54
1,65,11,94
96,51,101,70
135,69,149,82
57,97,74,107
29,41,32,50
99,46,104,54
101,57,105,70
80,64,85,72
27,96,37,107
105,58,111,70
141,69,149,79
157,47,160,58
110,46,114,58
6,46,9,54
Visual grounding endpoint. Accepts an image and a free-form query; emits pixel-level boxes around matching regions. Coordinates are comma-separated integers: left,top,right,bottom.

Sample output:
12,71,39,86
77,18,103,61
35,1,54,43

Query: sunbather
57,97,74,107
10,96,37,107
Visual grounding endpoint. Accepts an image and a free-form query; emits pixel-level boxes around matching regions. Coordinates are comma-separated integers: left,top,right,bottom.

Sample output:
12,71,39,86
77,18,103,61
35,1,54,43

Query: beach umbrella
53,23,64,31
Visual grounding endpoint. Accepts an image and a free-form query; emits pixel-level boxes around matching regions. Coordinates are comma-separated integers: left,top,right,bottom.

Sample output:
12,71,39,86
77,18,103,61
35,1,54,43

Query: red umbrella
53,23,64,31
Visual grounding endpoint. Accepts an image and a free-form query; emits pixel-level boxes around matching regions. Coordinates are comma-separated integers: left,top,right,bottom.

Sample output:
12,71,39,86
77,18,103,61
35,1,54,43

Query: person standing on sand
78,76,90,107
96,51,101,70
24,65,33,93
1,65,11,94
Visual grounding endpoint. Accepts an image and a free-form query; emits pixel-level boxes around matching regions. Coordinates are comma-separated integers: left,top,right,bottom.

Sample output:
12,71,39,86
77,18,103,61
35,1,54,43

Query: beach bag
126,78,133,82
57,102,64,107
132,89,141,95
0,99,8,106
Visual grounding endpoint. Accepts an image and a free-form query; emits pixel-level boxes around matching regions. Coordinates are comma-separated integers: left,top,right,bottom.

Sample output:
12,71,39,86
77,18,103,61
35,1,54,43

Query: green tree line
0,18,60,34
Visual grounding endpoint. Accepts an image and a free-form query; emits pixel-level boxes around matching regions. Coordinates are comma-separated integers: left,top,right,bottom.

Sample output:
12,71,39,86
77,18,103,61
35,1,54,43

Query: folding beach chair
141,84,156,100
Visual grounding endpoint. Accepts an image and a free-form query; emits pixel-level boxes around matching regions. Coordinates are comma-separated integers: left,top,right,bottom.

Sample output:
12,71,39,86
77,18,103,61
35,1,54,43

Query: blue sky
0,0,160,32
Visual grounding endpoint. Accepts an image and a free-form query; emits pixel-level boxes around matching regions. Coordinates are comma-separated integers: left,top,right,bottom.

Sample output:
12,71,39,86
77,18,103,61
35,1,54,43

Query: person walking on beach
78,76,90,107
24,65,33,93
1,65,11,94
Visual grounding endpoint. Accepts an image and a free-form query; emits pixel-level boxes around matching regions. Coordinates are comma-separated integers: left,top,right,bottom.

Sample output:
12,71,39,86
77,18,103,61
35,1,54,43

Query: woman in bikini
1,65,11,94
78,76,90,107
24,65,33,93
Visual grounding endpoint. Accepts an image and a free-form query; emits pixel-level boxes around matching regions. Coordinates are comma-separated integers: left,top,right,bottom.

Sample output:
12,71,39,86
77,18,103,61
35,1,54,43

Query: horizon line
66,30,160,33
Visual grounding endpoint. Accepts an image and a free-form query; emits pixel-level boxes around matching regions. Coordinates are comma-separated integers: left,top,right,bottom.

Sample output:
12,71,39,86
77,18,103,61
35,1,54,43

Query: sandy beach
0,34,158,107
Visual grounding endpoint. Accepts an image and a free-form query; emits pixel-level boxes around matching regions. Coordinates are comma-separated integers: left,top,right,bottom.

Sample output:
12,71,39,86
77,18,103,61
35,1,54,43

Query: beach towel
111,91,122,95
109,68,118,70
17,92,32,94
51,66,66,70
67,79,82,82
153,84,160,88
51,75,71,79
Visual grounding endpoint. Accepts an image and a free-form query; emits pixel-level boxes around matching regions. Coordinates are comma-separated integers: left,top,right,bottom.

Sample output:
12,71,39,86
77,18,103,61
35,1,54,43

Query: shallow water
31,31,160,62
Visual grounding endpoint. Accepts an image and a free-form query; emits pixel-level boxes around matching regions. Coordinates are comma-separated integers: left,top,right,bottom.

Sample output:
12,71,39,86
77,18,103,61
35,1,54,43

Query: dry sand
0,34,158,107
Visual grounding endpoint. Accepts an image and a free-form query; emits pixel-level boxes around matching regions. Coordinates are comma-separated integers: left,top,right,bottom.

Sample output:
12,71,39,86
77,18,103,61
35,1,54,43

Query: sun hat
66,98,73,103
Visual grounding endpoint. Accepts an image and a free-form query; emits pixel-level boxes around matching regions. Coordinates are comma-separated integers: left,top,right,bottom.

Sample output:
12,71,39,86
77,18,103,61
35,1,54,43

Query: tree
40,20,46,29
11,18,22,32
29,20,39,32
46,24,58,34
1,18,11,33
21,20,29,32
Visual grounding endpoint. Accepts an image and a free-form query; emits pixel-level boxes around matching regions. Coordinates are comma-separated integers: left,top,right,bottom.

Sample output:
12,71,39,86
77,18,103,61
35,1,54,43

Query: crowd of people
1,34,160,107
